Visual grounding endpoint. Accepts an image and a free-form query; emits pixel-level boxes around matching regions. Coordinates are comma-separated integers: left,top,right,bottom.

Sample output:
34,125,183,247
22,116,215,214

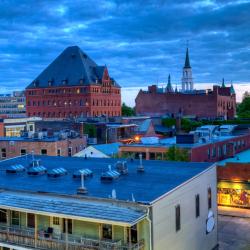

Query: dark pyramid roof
184,48,191,68
26,46,120,89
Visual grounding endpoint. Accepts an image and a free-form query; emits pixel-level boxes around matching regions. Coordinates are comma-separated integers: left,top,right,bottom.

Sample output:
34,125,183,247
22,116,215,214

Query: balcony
0,224,144,250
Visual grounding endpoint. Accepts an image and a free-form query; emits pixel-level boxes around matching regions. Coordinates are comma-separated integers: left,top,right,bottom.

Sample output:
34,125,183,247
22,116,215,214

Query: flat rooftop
217,149,250,166
121,135,239,149
0,136,78,142
0,156,213,204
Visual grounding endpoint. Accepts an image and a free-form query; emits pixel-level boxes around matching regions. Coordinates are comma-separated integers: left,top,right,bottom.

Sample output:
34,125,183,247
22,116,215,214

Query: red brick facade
0,137,86,159
135,85,236,119
26,69,121,118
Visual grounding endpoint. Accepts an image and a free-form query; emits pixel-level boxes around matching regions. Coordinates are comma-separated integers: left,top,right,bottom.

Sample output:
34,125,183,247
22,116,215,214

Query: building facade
135,49,236,119
25,46,121,119
0,91,26,118
217,149,250,209
0,156,217,250
0,135,86,159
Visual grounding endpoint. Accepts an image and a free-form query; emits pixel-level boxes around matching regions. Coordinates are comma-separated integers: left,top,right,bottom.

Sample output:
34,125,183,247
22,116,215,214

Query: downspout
145,207,152,250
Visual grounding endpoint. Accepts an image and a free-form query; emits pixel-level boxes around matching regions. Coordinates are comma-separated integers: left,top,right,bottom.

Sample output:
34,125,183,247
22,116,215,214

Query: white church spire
182,46,193,92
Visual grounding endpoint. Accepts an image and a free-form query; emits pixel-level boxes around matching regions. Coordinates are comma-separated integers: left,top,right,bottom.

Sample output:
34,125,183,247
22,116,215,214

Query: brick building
25,46,121,118
0,135,86,159
119,125,250,162
217,149,250,208
135,49,236,119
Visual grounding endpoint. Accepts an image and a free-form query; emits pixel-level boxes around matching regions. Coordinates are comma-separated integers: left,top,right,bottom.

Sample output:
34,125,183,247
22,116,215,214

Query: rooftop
26,46,120,89
217,149,250,166
0,156,213,204
0,190,145,226
0,136,77,142
122,134,240,149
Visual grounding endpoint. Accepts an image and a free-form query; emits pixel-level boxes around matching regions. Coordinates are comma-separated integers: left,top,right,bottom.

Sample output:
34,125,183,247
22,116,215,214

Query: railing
0,224,144,250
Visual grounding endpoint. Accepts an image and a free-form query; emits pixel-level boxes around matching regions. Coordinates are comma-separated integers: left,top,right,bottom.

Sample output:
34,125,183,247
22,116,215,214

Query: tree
122,103,135,116
164,146,189,161
237,94,250,119
83,124,97,137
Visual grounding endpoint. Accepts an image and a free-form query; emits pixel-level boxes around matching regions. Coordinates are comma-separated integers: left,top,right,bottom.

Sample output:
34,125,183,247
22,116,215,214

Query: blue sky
0,0,249,104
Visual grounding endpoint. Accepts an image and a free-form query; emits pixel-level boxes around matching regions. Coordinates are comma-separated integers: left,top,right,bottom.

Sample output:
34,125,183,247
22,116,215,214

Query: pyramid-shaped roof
26,46,119,89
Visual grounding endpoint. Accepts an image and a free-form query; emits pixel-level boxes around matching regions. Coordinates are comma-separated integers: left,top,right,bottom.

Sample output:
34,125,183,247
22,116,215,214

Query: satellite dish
206,210,215,234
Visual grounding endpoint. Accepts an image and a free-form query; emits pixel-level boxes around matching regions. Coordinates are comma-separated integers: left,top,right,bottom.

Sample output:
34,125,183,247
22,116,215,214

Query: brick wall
135,85,236,119
0,137,86,159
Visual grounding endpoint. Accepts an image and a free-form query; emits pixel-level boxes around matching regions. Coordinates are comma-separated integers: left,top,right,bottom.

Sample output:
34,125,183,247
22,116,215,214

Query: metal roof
0,191,145,226
0,156,213,204
26,46,120,89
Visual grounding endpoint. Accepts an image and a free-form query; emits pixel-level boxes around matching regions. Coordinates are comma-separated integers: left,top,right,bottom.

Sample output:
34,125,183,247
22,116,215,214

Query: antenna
186,39,189,48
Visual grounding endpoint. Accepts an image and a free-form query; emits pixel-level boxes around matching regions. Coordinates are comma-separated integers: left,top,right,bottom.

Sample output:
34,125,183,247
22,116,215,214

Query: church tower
182,47,193,91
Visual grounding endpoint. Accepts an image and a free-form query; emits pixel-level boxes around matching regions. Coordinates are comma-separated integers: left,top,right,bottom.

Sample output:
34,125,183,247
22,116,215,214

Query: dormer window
33,80,39,87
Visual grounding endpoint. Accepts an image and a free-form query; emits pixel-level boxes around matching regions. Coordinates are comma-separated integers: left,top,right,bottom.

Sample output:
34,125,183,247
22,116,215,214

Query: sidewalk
218,206,250,218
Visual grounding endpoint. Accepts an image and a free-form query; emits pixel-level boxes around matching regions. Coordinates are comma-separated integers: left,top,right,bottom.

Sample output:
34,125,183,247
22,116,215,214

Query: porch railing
0,224,144,250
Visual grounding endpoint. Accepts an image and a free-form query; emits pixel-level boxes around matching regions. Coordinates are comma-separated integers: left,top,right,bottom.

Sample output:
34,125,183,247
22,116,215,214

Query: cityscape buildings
135,49,236,119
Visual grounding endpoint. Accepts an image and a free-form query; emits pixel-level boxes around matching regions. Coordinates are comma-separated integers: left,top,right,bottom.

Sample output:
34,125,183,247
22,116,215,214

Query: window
195,194,200,218
20,149,26,156
207,148,210,159
208,187,212,209
41,149,47,155
57,149,61,156
27,213,35,228
212,147,216,158
175,205,181,232
68,147,72,157
102,224,112,239
1,148,6,159
11,211,20,226
0,209,7,223
53,217,60,225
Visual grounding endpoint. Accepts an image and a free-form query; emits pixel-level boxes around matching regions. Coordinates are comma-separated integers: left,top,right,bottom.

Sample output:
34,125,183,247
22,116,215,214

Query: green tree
237,94,250,119
83,124,97,137
122,103,135,116
164,146,189,161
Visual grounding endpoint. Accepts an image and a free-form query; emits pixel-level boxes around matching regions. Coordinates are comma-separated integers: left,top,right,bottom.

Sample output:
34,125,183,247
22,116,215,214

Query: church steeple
182,46,193,92
230,83,235,95
184,48,191,68
221,78,225,88
166,74,173,92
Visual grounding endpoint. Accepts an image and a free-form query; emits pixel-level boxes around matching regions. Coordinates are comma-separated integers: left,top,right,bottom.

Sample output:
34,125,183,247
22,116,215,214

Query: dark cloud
0,0,249,92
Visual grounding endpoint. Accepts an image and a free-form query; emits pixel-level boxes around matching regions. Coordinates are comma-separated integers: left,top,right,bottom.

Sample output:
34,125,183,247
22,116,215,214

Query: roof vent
28,166,47,176
116,161,128,175
47,168,67,178
73,168,93,178
6,164,25,174
111,189,117,199
101,165,120,182
137,154,144,172
71,53,76,58
77,172,88,195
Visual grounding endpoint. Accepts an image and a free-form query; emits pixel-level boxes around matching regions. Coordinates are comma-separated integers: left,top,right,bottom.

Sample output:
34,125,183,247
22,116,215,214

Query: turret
166,74,173,92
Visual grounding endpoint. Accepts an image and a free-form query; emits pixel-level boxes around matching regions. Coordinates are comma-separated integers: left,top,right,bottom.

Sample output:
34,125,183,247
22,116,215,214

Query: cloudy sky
0,0,249,104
